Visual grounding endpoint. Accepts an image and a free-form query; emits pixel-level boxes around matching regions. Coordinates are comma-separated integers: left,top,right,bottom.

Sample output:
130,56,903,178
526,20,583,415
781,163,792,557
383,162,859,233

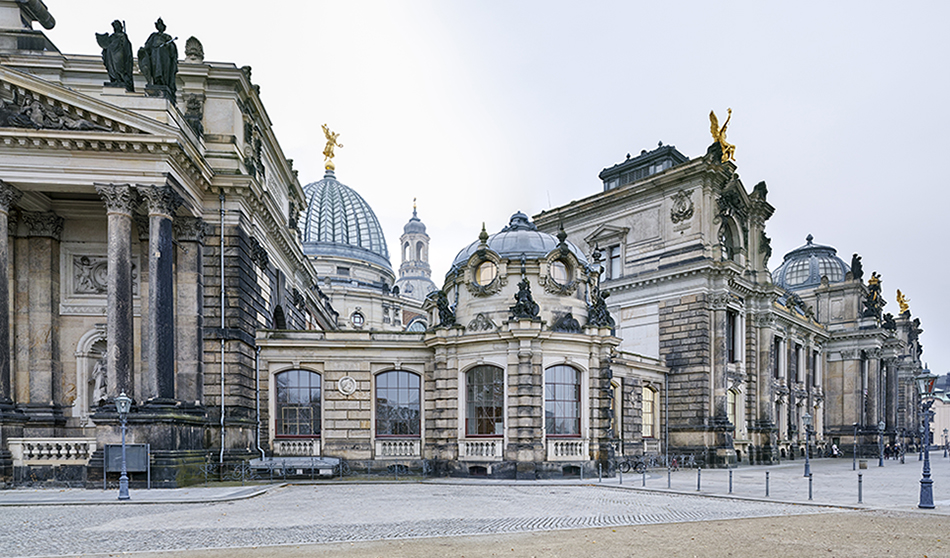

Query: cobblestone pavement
0,483,835,557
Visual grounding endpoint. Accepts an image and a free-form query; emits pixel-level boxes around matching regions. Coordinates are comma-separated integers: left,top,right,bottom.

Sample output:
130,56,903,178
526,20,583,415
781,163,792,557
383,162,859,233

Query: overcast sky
43,1,949,372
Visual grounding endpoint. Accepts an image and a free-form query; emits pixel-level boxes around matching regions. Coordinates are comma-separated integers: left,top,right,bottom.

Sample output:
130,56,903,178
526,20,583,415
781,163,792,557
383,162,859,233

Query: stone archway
74,325,107,427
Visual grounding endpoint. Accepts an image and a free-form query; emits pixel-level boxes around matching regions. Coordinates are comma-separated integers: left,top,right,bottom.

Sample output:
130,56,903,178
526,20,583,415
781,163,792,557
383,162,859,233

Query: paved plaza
0,456,948,557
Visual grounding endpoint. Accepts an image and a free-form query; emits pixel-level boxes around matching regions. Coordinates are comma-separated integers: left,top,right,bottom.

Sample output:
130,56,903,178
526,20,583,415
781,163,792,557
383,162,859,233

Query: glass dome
772,234,850,291
299,170,392,271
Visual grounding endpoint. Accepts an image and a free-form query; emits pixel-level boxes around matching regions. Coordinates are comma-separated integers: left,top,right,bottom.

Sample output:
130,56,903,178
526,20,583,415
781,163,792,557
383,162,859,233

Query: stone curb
0,483,284,507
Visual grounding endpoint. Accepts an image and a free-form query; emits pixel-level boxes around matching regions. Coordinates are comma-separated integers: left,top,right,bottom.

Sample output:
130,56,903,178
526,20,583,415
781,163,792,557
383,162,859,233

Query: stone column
22,211,64,404
137,185,181,401
0,181,21,406
173,217,205,403
95,183,136,399
133,213,152,399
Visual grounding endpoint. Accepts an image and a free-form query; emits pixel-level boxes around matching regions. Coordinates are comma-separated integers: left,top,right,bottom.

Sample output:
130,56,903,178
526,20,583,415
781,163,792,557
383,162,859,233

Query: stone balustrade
375,439,421,458
546,438,588,461
273,438,320,457
458,439,502,460
8,438,97,466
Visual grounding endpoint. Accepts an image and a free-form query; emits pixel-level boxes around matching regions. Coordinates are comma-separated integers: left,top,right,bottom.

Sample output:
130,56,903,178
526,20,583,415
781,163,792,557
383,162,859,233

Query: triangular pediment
0,65,175,136
584,224,629,248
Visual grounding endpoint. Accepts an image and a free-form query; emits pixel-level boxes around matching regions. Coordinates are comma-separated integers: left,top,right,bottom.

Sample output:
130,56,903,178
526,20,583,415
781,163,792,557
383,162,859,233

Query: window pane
466,366,504,436
375,371,421,437
276,370,321,438
544,365,581,436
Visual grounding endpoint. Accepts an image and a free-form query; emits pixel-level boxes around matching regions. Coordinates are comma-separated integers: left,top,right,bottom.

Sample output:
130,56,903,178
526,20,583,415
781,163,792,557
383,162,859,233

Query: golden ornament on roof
321,124,343,170
896,289,910,315
709,108,736,163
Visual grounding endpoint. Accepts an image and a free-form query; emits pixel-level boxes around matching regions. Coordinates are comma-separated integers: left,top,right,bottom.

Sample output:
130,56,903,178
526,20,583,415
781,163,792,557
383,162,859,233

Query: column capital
137,184,182,217
173,216,207,243
22,210,64,241
95,183,137,215
0,181,22,213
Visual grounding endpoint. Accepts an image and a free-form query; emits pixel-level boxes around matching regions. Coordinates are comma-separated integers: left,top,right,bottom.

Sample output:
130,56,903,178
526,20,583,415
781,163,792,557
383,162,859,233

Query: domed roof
449,211,589,275
403,207,426,235
300,170,392,271
772,234,850,291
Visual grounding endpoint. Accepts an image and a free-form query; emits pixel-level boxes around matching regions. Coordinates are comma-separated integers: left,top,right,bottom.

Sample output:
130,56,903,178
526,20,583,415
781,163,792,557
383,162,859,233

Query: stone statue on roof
138,18,178,101
96,20,134,92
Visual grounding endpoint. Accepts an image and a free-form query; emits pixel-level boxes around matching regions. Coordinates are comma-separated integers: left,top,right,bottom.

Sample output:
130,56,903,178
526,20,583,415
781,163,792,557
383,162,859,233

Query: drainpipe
255,345,265,460
219,192,226,467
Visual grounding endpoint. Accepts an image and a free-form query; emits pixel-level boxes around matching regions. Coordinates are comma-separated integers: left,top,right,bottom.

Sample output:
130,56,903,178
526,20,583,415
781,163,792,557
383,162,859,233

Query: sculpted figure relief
138,18,178,99
96,20,134,92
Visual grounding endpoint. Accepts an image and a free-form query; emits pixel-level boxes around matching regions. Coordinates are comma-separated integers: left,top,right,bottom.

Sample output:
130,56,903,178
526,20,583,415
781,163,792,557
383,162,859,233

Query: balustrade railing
375,439,421,458
273,438,320,457
8,438,97,466
547,438,588,461
459,439,502,460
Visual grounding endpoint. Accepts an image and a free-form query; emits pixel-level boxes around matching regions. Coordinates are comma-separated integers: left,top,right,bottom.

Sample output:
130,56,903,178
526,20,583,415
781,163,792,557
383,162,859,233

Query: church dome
449,211,589,276
300,170,392,271
772,234,850,291
403,209,427,235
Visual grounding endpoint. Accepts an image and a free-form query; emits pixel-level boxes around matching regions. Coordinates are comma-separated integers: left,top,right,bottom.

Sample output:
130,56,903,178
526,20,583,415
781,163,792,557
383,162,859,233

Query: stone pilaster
506,325,545,470
0,181,21,406
95,183,136,400
133,213,151,399
21,210,65,435
137,185,181,401
173,217,205,403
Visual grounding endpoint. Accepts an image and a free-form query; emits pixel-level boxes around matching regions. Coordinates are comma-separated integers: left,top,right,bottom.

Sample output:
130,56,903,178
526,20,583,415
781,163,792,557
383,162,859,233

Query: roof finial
413,197,417,218
478,222,489,246
321,124,343,171
806,234,814,244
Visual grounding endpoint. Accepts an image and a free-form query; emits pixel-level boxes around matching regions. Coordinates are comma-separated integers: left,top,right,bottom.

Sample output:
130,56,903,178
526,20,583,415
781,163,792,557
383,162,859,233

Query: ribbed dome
403,208,426,235
300,170,391,271
449,211,589,276
772,234,850,291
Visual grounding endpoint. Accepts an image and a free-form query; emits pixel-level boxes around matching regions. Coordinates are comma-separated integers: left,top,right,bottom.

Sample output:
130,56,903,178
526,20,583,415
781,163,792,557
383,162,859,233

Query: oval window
351,312,365,328
550,260,569,284
475,261,497,286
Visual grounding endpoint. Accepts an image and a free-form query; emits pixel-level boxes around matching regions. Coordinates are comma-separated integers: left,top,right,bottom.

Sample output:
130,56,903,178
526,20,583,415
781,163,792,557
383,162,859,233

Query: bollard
394,464,398,481
599,463,602,483
858,473,863,503
765,471,770,497
808,473,813,501
642,469,646,487
667,466,671,488
580,465,584,482
729,469,733,494
697,467,702,491
619,467,622,485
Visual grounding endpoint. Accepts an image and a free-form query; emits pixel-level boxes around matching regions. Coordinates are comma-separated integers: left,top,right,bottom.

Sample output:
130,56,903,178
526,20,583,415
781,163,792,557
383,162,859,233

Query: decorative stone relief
708,292,733,310
467,313,496,332
182,93,205,137
95,183,137,215
670,189,694,223
22,210,64,240
70,254,139,297
173,216,207,243
0,180,22,212
248,236,270,270
184,36,204,63
0,93,110,132
551,311,581,333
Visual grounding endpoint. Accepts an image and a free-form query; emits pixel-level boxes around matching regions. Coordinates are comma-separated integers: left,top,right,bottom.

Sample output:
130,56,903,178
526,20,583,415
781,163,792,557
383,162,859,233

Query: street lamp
878,420,885,467
943,428,948,459
114,392,132,501
852,422,858,471
802,412,812,478
916,370,937,509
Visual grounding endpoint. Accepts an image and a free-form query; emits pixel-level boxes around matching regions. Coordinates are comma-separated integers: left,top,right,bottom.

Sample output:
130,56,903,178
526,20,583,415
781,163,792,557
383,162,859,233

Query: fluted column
0,181,21,406
95,183,136,400
173,216,205,403
138,184,181,401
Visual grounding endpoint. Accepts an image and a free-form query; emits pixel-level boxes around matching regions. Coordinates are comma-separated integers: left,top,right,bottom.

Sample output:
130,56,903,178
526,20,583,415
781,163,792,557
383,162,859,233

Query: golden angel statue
321,124,343,170
896,289,910,315
709,108,736,163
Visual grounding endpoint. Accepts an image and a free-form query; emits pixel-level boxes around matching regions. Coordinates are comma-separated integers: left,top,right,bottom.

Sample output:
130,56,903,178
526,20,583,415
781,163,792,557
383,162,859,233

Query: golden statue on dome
709,108,736,163
321,124,343,170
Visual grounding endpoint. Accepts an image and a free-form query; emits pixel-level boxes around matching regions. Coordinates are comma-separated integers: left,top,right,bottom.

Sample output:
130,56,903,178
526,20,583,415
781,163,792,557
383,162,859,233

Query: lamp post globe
802,412,812,478
114,392,132,501
878,420,885,467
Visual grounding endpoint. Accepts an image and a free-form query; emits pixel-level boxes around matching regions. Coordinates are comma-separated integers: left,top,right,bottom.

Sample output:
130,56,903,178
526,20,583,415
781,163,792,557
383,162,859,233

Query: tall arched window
727,389,738,426
376,370,421,437
275,370,321,437
719,223,735,261
416,241,424,261
466,365,504,436
545,365,581,436
642,386,658,438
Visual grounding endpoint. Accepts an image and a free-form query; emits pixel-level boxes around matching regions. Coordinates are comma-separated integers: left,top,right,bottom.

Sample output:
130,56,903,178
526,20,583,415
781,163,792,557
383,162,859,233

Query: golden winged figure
896,289,910,315
709,108,736,163
321,124,343,170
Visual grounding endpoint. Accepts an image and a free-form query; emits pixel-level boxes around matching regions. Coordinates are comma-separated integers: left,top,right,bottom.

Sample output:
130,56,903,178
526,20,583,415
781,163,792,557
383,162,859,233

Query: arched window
466,365,504,436
376,370,421,437
545,365,581,436
719,223,735,261
416,241,424,261
550,260,569,285
642,386,658,438
275,370,321,437
403,242,410,262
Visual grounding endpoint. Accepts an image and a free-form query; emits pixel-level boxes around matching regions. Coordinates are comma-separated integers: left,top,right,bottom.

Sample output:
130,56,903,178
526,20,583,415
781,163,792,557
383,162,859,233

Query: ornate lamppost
878,420,885,467
916,371,937,509
852,422,858,471
802,412,812,477
115,392,132,501
943,428,948,459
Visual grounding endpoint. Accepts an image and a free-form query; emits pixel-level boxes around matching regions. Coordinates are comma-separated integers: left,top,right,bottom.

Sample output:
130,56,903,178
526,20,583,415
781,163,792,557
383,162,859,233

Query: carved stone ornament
182,93,205,137
708,292,733,310
95,183,137,215
754,313,775,327
435,290,456,327
0,180,22,213
670,189,694,223
291,288,305,311
173,216,207,243
509,278,540,320
23,210,64,240
467,313,496,332
184,36,204,63
551,311,581,333
587,289,614,328
0,91,111,132
137,184,183,217
70,254,139,297
839,349,859,360
466,274,505,297
337,375,357,396
248,236,270,270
